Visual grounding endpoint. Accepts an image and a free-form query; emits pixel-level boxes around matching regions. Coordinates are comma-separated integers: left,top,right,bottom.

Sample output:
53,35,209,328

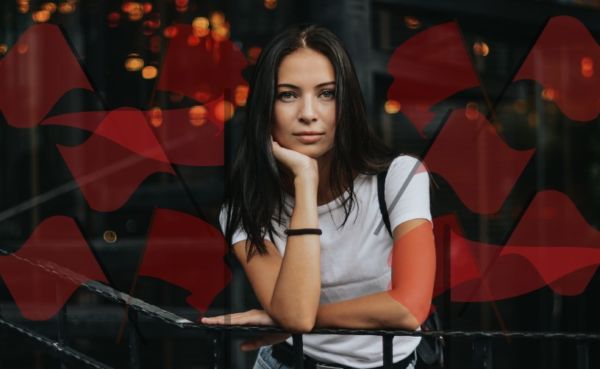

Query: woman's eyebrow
276,81,336,89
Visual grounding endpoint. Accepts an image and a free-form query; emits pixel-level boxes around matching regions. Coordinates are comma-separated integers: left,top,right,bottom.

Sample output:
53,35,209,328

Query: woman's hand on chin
271,136,318,180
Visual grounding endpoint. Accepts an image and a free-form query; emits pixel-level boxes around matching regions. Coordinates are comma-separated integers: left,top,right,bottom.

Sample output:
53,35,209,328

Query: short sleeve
218,205,249,246
384,155,432,232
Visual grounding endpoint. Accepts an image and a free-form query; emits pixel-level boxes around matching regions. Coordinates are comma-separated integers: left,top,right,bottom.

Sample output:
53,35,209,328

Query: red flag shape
157,24,247,104
424,109,535,214
448,191,600,301
0,24,93,127
139,209,232,318
387,21,479,136
56,110,175,212
0,216,108,320
514,16,600,122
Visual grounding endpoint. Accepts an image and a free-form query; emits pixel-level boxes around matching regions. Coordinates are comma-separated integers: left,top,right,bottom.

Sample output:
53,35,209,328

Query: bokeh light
473,41,490,57
32,10,51,23
148,107,163,127
124,53,144,71
541,87,557,101
465,102,480,120
142,65,158,79
581,56,594,78
0,44,8,55
234,85,249,107
189,105,208,127
404,16,421,30
103,230,118,244
214,100,235,122
163,26,178,39
41,2,57,13
264,0,277,10
384,100,402,114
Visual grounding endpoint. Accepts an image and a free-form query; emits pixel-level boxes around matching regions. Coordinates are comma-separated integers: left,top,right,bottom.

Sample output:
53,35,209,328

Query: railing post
576,341,589,369
57,306,67,369
213,331,226,369
292,333,304,369
472,337,493,369
382,334,394,369
128,311,140,369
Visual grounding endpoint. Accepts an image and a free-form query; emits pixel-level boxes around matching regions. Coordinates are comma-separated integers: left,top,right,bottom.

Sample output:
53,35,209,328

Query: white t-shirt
219,155,431,368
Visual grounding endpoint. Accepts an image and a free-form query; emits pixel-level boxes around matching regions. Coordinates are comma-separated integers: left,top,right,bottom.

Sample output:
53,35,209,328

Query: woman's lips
294,133,324,143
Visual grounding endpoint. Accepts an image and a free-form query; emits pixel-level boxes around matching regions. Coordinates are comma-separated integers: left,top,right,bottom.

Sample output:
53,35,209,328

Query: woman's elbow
280,316,316,333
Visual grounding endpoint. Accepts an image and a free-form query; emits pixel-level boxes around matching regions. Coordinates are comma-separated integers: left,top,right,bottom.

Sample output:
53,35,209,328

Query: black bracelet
284,228,322,236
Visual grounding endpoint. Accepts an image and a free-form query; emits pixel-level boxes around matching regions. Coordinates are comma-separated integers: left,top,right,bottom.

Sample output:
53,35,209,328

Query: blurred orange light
42,2,57,13
103,230,118,244
465,102,479,120
384,100,402,114
18,3,29,14
210,11,225,27
127,3,144,21
234,85,249,107
581,57,594,78
0,44,8,55
149,107,163,127
142,65,158,79
17,43,29,55
193,17,209,30
247,46,261,64
404,16,421,30
175,0,188,13
214,100,234,122
187,34,200,46
193,88,212,102
124,54,144,71
163,26,178,39
473,41,490,57
541,87,557,101
211,25,230,41
32,10,50,23
143,2,152,13
58,2,75,14
264,0,277,10
189,105,208,126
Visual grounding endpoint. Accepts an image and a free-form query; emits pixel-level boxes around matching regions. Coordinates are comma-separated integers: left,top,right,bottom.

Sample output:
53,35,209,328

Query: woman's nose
299,97,318,123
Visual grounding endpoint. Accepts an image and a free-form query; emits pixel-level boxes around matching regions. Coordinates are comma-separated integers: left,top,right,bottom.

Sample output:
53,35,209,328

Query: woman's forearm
315,291,422,330
269,172,321,332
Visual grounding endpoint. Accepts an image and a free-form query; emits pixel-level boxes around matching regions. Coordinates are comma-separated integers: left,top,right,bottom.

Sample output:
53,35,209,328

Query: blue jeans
252,345,292,369
252,345,418,369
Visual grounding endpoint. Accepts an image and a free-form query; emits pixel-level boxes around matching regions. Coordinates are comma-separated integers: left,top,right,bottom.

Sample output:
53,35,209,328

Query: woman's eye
277,91,296,101
320,89,336,99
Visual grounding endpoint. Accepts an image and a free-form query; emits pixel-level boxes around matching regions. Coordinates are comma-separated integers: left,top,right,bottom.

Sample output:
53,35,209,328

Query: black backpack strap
377,170,393,238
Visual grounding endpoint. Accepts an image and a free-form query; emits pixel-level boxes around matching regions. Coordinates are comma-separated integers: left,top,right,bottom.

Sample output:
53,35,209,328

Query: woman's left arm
315,218,436,330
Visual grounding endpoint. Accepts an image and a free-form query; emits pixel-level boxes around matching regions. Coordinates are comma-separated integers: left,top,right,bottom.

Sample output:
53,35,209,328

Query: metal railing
1,246,600,368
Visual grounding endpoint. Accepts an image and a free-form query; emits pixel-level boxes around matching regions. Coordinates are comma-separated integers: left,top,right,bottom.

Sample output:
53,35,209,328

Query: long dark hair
224,24,394,260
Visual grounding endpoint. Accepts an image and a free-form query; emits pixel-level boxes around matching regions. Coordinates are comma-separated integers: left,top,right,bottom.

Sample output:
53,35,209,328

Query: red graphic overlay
0,24,92,127
424,109,535,214
514,16,600,122
157,24,247,104
387,21,479,136
448,191,600,301
0,217,108,320
57,124,175,212
139,209,232,318
387,222,436,324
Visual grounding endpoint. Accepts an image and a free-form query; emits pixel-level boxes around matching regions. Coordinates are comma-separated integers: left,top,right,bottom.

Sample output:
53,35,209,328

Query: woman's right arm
231,142,321,333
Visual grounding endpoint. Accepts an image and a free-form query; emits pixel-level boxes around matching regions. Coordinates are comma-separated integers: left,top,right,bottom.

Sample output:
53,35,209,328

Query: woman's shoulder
386,154,428,177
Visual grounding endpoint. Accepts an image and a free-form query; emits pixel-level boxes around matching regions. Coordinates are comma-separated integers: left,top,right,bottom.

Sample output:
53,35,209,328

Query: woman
203,24,436,369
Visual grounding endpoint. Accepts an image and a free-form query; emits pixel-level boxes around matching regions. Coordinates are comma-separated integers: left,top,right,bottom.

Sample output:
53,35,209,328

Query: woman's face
272,48,336,165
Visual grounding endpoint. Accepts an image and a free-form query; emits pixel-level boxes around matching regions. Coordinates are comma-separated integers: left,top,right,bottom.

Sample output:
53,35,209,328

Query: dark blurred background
0,0,599,368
